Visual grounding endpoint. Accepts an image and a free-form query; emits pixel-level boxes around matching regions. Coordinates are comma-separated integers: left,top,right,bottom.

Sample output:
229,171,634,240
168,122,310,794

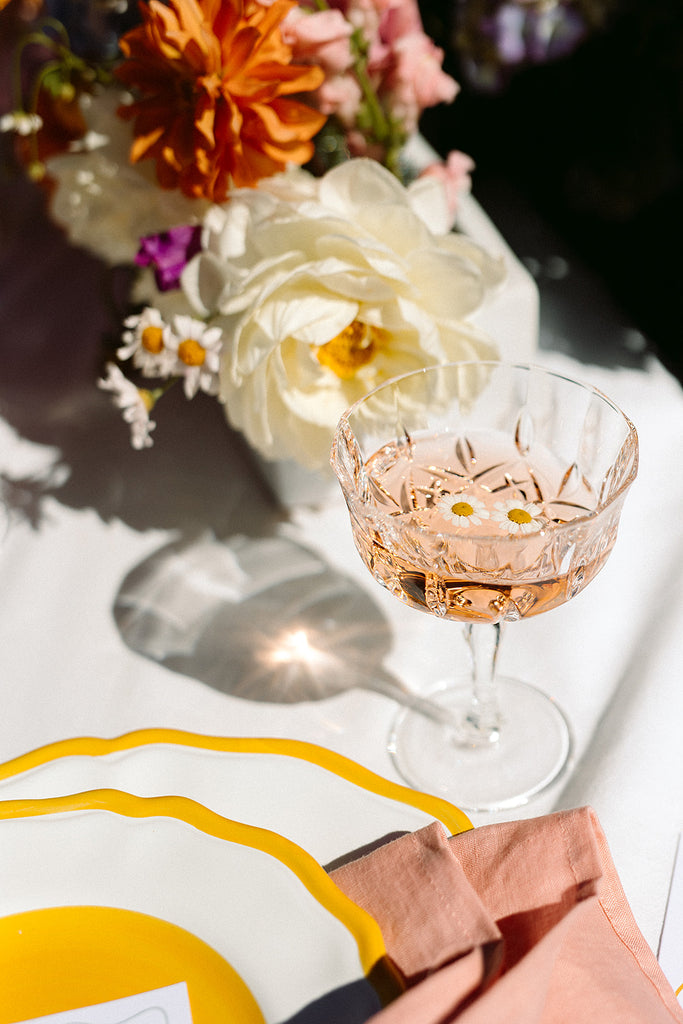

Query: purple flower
135,225,202,292
492,3,588,68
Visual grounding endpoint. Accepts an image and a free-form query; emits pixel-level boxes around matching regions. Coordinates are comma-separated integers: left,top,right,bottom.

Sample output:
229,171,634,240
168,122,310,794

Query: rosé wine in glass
331,362,638,811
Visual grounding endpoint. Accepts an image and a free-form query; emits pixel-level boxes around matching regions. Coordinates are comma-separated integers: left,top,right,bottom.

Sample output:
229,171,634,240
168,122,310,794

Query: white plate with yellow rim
0,789,400,1024
0,730,472,867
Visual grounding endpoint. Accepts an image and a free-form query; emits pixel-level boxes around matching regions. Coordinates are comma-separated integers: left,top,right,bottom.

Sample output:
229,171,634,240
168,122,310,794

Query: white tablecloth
1,343,682,959
1,166,682,972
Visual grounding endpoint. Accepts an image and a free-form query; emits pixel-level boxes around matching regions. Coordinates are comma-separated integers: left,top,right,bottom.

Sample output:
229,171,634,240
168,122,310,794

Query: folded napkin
331,807,683,1023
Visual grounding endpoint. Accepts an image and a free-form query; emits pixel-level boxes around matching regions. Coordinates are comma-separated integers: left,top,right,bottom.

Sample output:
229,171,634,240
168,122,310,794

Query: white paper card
15,982,193,1024
659,835,683,1004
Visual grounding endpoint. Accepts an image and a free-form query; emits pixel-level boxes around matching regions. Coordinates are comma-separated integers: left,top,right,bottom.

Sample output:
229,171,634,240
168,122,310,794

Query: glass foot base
388,678,572,813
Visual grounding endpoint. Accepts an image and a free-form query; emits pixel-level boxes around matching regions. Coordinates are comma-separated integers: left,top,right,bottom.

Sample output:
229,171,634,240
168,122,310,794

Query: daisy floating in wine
332,362,638,811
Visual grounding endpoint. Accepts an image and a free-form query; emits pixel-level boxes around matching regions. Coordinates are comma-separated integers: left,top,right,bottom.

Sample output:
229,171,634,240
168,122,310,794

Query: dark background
418,0,683,383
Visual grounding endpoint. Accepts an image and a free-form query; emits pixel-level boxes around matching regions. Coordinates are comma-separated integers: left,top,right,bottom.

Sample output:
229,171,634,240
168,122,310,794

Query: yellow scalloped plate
0,730,473,862
0,789,399,1024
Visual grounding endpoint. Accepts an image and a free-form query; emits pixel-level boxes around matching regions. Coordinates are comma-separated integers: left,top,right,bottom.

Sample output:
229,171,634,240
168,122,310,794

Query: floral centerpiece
2,0,504,471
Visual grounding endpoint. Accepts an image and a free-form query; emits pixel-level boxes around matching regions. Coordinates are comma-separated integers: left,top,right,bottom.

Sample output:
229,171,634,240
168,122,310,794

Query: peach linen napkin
330,807,683,1023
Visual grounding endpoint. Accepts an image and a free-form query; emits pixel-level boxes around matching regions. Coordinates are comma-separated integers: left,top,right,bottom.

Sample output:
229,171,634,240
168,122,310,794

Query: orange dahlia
115,0,327,200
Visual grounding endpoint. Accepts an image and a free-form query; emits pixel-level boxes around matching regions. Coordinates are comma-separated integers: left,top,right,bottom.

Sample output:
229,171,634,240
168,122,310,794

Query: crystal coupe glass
331,362,638,811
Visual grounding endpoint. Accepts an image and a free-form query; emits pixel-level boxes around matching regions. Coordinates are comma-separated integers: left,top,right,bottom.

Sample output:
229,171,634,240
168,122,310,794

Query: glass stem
464,622,503,745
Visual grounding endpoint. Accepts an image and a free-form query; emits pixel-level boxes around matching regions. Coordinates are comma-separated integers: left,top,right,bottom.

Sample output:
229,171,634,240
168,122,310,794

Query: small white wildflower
492,499,544,535
68,130,110,152
436,492,490,527
164,315,223,399
119,307,176,377
0,111,43,136
98,363,156,450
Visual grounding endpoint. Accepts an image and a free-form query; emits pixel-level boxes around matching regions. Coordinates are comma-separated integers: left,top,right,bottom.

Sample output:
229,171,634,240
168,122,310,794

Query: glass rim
331,360,639,538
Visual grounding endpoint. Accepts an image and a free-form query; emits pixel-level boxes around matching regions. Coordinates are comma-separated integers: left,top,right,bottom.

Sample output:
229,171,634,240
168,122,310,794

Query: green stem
11,18,72,105
350,30,392,143
24,57,66,169
10,19,76,173
33,16,71,48
304,0,406,171
146,376,181,409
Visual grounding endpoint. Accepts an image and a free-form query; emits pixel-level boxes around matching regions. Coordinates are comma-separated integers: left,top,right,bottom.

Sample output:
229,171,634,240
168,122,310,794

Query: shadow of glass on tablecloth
113,532,423,709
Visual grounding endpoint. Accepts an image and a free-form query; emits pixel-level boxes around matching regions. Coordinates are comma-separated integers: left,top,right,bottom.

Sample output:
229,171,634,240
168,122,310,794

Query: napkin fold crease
330,806,683,1023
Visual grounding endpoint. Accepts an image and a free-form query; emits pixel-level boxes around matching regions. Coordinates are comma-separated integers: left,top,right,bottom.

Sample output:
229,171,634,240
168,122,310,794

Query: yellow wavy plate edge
0,729,473,836
0,787,393,987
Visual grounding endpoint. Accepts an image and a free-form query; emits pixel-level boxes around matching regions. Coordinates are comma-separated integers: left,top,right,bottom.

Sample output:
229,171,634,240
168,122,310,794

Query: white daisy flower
67,130,109,153
492,499,544,535
0,111,43,136
98,363,156,450
437,492,490,527
165,315,223,399
118,307,176,378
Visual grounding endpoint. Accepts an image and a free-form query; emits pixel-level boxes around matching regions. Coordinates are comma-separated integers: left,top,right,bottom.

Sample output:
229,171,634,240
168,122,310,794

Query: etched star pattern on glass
332,362,638,811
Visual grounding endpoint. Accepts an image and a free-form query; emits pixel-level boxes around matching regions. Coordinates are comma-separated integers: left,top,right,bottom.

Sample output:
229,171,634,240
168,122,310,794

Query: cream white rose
181,158,505,469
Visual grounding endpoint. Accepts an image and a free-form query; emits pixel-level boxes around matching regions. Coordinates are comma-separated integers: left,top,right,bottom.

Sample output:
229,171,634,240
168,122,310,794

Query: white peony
181,159,505,469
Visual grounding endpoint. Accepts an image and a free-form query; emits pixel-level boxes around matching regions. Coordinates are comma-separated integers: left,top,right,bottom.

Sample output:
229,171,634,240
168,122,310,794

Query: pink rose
317,73,364,126
282,7,354,75
419,150,475,225
333,0,382,35
344,129,388,163
317,73,362,124
378,0,423,40
383,32,459,131
289,0,462,153
336,0,459,132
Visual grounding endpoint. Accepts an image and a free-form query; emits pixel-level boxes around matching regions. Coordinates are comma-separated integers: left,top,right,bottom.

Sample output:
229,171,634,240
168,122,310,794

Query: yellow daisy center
178,338,206,366
316,321,386,380
141,325,164,354
507,507,533,525
139,389,155,412
451,501,474,517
